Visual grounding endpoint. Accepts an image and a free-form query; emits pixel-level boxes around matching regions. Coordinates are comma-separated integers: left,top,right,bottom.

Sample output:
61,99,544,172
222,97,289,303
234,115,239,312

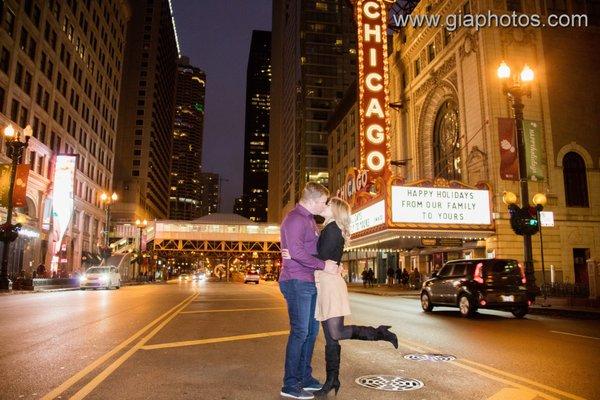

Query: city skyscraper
169,56,206,220
0,0,129,274
241,30,271,222
268,0,357,222
113,0,178,222
199,172,220,216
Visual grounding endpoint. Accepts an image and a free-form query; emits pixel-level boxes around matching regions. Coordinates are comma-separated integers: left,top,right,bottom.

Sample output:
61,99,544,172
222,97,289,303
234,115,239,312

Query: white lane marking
550,330,600,340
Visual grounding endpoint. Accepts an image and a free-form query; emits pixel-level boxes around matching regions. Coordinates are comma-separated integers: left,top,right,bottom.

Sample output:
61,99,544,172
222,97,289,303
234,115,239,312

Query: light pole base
0,277,13,291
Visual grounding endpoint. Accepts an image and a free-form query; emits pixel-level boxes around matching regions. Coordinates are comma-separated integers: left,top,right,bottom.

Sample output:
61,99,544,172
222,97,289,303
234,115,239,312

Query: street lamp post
1,124,32,290
135,219,147,279
99,191,118,261
498,61,537,300
532,193,548,304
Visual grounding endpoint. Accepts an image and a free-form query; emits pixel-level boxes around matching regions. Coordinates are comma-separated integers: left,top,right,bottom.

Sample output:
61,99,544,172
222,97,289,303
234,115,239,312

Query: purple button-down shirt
279,204,325,282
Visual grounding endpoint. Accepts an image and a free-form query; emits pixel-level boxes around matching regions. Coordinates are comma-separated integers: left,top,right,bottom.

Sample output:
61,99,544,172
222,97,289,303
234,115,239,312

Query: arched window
563,152,589,207
433,100,461,180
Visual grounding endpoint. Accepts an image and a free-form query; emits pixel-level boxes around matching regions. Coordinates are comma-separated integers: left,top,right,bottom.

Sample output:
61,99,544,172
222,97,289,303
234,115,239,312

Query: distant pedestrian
36,263,46,278
361,268,368,288
411,268,422,289
367,268,375,287
386,266,395,287
401,268,409,287
395,266,402,286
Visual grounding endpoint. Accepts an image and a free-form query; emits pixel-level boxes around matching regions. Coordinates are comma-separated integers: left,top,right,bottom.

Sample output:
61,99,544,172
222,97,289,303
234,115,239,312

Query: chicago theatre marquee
339,0,495,278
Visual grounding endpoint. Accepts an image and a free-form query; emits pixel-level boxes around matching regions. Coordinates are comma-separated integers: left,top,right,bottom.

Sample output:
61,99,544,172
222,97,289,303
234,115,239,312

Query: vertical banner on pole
12,164,30,207
0,164,10,207
498,117,519,181
523,120,546,181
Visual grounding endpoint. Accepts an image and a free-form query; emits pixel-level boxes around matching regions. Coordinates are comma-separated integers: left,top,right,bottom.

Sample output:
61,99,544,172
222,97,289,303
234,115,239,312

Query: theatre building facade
329,1,599,287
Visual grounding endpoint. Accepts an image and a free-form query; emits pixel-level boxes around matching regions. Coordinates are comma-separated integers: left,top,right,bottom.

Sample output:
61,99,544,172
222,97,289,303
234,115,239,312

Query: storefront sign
51,155,76,262
421,238,464,247
523,120,546,182
391,186,491,225
350,200,385,234
337,168,369,202
355,1,391,178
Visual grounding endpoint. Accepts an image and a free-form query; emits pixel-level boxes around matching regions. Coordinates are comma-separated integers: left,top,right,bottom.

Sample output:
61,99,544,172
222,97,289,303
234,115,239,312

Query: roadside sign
539,211,554,227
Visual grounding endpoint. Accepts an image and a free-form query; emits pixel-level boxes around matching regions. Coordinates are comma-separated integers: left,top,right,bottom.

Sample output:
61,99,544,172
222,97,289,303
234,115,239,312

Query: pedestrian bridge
146,213,281,258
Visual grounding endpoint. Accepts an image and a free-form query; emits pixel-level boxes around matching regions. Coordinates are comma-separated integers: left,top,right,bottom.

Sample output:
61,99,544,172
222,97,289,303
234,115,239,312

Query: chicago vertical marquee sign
355,0,393,180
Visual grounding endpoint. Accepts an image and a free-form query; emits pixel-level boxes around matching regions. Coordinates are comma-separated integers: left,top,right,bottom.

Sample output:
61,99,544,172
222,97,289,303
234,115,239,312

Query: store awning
347,228,495,251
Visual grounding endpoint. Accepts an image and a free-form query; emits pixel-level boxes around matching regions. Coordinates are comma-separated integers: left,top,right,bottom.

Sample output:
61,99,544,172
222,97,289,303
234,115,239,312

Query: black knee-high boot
315,344,341,397
350,325,398,349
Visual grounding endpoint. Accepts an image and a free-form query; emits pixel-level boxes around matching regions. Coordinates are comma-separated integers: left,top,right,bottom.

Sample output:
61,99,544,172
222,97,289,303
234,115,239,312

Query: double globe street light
497,61,538,300
1,124,32,290
99,191,118,261
135,218,148,278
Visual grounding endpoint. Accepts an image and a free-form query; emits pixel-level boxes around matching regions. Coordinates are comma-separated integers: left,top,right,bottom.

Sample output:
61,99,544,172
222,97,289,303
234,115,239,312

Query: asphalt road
0,279,598,400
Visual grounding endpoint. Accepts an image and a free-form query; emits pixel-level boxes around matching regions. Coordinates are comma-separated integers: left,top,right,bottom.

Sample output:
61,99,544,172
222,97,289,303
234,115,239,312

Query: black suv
420,258,530,318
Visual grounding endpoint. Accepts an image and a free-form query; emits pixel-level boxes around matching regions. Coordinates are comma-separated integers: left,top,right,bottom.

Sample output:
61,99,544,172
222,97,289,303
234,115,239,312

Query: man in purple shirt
279,182,340,400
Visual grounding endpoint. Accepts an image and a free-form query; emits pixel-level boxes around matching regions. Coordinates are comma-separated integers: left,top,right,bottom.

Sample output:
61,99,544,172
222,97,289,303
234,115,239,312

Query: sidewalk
0,280,166,295
347,283,420,297
346,283,600,319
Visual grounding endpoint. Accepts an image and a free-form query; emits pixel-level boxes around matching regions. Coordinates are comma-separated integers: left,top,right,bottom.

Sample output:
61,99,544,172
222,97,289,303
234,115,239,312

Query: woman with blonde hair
313,197,398,397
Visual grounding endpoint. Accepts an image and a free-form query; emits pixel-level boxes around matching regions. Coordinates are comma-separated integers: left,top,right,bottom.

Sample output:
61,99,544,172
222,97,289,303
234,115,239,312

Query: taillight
518,263,527,284
474,262,484,284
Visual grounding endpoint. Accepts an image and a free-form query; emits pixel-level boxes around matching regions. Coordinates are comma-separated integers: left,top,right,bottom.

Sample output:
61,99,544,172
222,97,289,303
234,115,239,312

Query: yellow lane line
486,387,542,400
41,292,198,400
68,292,199,400
141,330,290,351
180,306,287,314
395,336,585,400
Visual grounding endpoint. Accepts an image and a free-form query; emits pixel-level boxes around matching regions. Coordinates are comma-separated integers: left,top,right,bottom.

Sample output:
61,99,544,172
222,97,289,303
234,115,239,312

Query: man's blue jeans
279,279,319,391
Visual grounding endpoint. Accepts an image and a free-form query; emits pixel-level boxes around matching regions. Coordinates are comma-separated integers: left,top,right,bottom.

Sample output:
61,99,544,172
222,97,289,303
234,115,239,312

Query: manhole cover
404,353,456,362
355,375,424,391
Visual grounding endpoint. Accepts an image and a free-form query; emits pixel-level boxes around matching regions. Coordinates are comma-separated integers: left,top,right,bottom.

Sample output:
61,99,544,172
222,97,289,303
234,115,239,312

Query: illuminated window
433,100,461,181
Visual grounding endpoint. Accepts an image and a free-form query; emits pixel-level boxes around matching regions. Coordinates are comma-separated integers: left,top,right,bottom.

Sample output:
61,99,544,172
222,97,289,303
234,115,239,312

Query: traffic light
508,205,540,236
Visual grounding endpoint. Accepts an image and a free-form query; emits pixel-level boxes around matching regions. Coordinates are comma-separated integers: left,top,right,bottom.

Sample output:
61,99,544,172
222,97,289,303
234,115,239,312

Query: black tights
321,316,353,345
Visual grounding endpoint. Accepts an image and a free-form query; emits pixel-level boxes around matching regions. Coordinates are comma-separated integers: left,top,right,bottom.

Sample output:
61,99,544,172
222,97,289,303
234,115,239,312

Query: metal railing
541,282,589,298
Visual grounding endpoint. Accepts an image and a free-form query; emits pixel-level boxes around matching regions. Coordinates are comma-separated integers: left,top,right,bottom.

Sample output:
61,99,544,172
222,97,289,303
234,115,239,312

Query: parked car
420,258,530,318
179,273,191,282
244,269,260,284
80,266,121,290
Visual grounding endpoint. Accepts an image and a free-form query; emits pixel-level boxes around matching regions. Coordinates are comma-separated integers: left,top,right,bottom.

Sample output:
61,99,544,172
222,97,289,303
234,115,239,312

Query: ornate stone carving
500,28,536,47
414,56,456,99
466,146,489,184
459,32,479,59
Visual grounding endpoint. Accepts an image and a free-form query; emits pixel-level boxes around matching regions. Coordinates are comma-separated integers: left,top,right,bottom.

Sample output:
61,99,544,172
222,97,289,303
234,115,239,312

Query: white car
80,266,121,290
244,270,260,284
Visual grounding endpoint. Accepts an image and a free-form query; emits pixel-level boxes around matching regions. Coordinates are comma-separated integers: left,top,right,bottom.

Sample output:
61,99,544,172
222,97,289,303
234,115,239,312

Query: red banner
498,117,519,181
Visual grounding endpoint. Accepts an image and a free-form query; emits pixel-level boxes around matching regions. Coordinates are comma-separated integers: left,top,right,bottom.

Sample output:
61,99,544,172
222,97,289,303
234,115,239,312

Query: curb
0,281,166,295
528,306,600,319
347,288,420,297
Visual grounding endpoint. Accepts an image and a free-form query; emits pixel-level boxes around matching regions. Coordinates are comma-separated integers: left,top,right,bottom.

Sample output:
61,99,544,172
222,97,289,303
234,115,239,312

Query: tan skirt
314,270,351,321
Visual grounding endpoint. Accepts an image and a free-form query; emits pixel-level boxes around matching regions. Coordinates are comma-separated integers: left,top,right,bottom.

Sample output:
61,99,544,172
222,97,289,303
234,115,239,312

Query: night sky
172,0,272,213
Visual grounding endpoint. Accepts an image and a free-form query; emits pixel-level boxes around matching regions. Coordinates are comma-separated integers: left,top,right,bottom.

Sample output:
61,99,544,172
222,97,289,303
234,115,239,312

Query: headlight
100,274,109,282
79,275,87,282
